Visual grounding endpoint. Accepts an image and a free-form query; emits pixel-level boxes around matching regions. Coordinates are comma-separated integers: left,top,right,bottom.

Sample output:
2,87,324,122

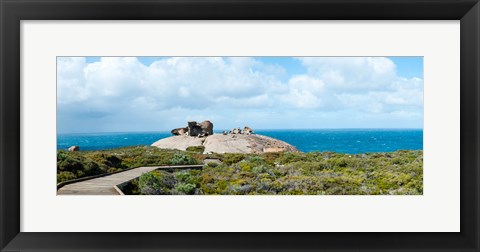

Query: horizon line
58,127,424,135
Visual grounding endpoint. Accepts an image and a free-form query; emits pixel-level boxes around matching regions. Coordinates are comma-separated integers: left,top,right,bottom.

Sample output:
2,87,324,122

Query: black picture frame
1,0,479,251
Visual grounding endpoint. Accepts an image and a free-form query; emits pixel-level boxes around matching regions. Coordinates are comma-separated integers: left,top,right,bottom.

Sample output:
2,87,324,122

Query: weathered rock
243,126,254,134
263,147,285,153
199,120,213,136
188,121,203,136
171,120,215,137
171,127,188,136
151,135,205,151
155,121,296,154
68,146,80,152
152,133,298,154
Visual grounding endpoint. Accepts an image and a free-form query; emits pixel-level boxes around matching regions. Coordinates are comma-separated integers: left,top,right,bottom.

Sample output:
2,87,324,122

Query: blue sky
57,56,423,133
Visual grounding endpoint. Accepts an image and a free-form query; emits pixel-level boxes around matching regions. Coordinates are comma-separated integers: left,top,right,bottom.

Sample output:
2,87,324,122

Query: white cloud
279,75,325,109
298,57,397,90
283,57,423,114
57,56,423,133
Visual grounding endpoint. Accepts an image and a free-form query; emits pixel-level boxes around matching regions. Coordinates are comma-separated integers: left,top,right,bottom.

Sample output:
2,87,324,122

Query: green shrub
175,170,198,184
276,152,306,164
57,150,69,161
138,173,162,195
84,161,102,176
216,180,228,191
206,162,218,168
57,171,76,183
59,146,423,196
170,153,198,165
238,161,253,172
104,154,123,167
120,179,141,195
138,170,176,195
58,157,84,173
175,183,197,195
222,153,245,165
245,156,265,164
261,152,282,165
252,164,268,173
186,146,205,153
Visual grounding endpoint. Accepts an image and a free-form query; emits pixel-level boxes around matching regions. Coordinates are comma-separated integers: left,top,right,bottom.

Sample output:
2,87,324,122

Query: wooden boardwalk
57,165,204,195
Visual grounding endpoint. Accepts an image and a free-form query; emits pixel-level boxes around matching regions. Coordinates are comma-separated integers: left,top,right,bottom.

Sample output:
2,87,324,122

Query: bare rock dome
151,122,298,154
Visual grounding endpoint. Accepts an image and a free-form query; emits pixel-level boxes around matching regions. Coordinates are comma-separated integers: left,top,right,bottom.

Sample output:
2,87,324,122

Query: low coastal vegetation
57,146,422,195
56,146,199,183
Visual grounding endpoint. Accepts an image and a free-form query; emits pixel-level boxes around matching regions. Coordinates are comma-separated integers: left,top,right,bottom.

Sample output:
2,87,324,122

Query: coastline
57,128,423,153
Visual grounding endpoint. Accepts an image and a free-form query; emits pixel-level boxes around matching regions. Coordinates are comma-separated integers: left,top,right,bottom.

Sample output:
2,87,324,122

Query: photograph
56,56,423,195
3,0,478,249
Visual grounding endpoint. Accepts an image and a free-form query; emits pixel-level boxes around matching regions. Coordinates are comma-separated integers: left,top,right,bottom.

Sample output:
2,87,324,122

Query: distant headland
151,120,298,154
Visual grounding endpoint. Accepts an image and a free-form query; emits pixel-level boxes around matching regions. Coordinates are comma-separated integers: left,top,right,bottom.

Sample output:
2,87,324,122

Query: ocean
57,129,423,154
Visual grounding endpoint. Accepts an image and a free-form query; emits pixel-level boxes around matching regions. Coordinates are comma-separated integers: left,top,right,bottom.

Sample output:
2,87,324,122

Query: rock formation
171,127,188,136
155,122,297,154
171,120,214,137
152,133,298,154
243,126,254,134
231,128,241,134
68,145,80,152
188,121,203,136
199,120,213,135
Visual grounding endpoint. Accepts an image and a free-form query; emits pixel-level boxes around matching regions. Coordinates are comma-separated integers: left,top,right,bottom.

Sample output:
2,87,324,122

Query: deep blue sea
57,129,423,154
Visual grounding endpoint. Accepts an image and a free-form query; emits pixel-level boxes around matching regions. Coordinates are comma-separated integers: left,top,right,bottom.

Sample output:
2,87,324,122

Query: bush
57,171,76,183
58,157,84,173
175,170,198,184
138,170,176,195
276,152,306,164
252,164,268,173
238,161,253,172
57,150,69,161
104,154,123,168
57,147,206,182
59,146,423,196
170,153,198,165
175,183,197,195
222,153,245,165
120,179,141,195
186,146,205,153
84,161,102,176
138,172,162,195
206,162,218,168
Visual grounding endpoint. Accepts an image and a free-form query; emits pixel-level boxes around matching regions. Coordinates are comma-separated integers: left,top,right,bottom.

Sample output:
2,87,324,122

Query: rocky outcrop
199,120,213,135
243,126,254,134
231,128,242,134
171,120,214,137
152,133,298,154
68,146,80,152
188,121,203,136
171,127,188,136
227,126,254,135
263,147,286,153
152,136,205,150
161,121,296,154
